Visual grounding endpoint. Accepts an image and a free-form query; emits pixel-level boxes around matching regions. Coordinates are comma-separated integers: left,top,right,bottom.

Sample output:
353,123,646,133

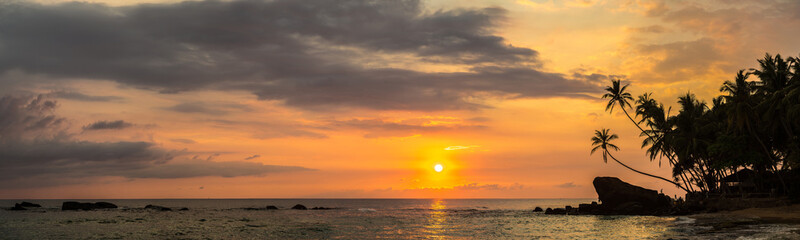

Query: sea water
1,199,798,239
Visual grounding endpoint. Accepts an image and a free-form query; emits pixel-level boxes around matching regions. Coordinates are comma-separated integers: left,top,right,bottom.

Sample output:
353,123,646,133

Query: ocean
1,199,798,239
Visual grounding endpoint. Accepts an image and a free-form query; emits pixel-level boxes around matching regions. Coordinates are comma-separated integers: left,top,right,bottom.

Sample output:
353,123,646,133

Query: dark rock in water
578,203,599,214
533,207,543,212
10,203,26,210
266,205,279,210
179,207,189,211
62,201,118,211
19,202,41,208
593,177,672,215
145,205,172,211
94,202,118,209
291,204,307,210
545,208,567,215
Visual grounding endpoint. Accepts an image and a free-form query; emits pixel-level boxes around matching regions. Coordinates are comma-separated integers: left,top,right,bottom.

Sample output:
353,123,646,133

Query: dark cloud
0,94,310,188
0,94,65,141
48,90,123,102
0,0,600,111
83,120,133,130
163,102,252,115
244,154,260,160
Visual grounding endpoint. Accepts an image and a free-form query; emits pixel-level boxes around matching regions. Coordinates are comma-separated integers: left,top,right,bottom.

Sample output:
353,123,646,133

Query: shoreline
690,204,800,224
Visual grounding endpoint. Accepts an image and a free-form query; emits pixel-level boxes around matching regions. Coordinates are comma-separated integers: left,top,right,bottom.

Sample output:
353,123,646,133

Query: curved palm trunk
621,107,693,192
606,150,690,192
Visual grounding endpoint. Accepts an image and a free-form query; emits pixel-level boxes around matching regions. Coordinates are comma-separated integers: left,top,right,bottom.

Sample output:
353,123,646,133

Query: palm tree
591,128,688,191
721,70,775,165
602,80,646,133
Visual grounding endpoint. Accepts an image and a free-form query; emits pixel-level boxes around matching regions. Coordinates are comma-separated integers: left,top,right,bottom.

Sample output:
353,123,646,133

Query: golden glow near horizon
1,0,798,199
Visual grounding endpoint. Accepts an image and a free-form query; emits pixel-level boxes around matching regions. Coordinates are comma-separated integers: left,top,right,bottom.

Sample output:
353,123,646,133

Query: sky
1,0,799,199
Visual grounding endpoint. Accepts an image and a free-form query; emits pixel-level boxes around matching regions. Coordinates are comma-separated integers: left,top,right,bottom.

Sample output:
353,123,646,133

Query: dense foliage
593,53,800,196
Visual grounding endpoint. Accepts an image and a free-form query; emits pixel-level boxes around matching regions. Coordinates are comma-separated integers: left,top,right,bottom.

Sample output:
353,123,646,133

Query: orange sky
1,0,799,199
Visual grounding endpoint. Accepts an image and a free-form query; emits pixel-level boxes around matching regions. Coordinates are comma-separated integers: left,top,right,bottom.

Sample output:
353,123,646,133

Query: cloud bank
0,0,602,111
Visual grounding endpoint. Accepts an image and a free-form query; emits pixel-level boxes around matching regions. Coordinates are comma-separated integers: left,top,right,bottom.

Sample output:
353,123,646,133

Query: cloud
169,138,197,144
206,118,328,139
636,38,722,82
82,120,133,130
626,25,668,34
0,94,65,141
244,154,260,160
329,117,486,138
0,94,310,188
556,182,579,188
413,182,526,191
0,0,602,111
444,145,479,151
163,102,251,115
118,159,312,179
48,90,123,102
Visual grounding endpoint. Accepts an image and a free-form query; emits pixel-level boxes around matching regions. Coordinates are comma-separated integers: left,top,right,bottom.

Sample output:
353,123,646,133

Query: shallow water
1,199,798,239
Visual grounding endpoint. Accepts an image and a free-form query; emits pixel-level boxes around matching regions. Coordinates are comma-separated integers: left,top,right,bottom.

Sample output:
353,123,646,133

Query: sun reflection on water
424,199,448,238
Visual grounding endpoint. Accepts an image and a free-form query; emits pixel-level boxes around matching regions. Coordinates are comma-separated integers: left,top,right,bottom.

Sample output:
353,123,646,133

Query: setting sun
434,164,444,172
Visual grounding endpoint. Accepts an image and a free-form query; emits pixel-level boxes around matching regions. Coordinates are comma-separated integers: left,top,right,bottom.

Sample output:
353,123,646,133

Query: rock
145,205,172,211
19,202,41,208
10,203,26,210
62,201,118,210
94,202,118,209
291,204,307,210
578,203,599,214
545,208,567,215
593,177,672,215
533,207,543,212
266,205,279,210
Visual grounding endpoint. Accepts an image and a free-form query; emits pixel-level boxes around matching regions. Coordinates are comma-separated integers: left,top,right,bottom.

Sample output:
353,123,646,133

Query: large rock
532,207,543,212
593,177,672,215
291,204,307,210
62,201,118,211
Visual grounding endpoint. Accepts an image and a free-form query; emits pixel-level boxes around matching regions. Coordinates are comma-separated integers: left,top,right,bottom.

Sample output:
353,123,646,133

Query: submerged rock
62,201,118,210
533,207,543,212
266,205,279,210
10,204,26,211
19,202,41,208
545,208,567,215
291,204,307,210
145,205,172,211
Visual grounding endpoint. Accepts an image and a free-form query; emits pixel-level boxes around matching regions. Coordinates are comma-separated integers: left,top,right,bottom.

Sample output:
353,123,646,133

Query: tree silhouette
591,128,686,190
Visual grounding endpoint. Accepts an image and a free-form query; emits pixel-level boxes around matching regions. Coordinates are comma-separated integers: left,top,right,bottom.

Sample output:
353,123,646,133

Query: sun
434,164,444,172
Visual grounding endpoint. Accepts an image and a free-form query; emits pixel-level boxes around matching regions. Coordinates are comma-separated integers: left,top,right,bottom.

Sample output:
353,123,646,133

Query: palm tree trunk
606,150,690,192
620,107,693,192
